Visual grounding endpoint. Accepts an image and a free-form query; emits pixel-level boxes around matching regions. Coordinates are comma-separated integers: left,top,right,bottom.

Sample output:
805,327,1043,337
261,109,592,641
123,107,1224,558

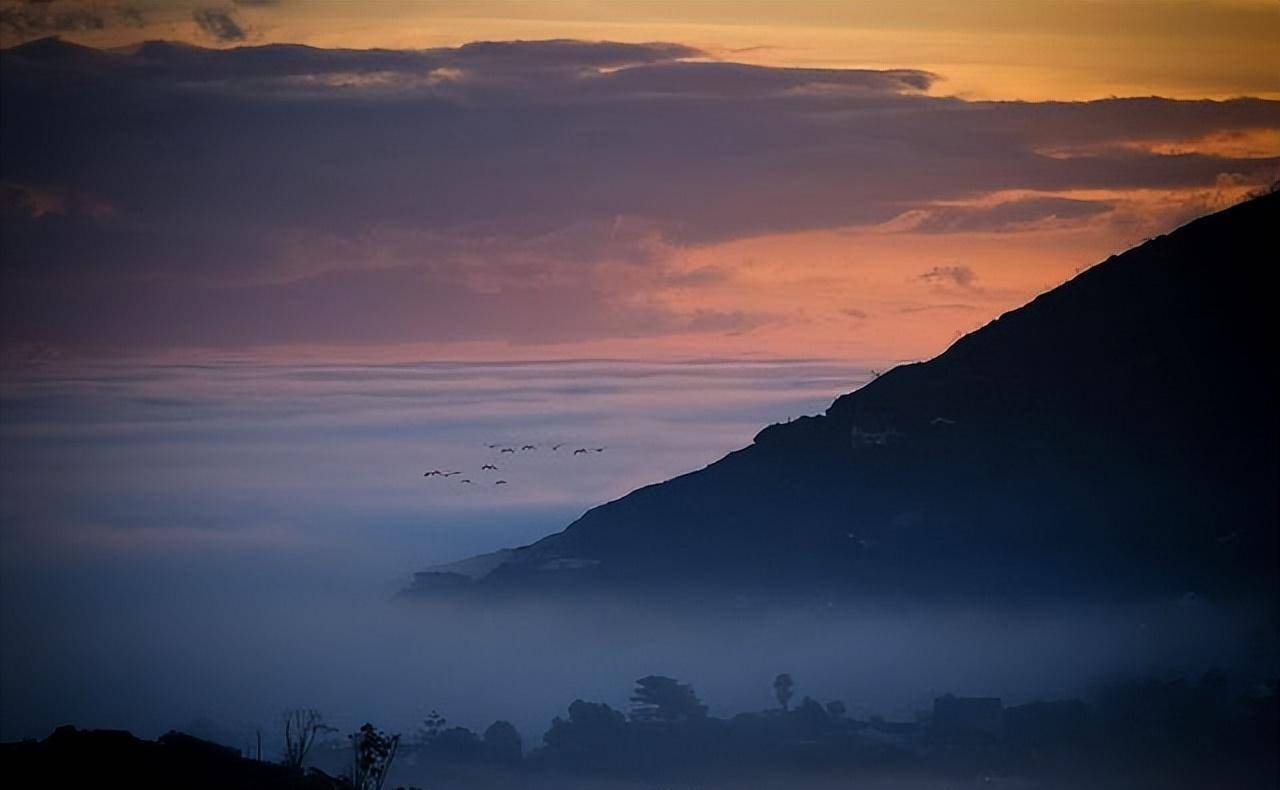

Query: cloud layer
1,38,1277,353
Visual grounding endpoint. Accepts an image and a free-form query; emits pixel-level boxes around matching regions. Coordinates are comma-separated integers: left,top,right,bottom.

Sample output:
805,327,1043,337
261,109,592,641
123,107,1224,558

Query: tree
542,700,629,770
429,727,483,762
773,674,795,712
482,720,523,765
350,723,400,790
418,710,447,744
281,708,334,771
629,676,708,723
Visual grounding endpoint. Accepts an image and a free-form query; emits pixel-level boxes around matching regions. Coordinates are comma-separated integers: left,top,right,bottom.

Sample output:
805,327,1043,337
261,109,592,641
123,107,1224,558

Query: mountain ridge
411,192,1279,601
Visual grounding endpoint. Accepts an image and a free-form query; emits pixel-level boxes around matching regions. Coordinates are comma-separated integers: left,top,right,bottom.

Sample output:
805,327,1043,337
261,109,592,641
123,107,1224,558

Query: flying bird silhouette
521,444,536,451
551,443,565,451
460,479,472,484
500,448,515,454
481,464,498,471
494,480,508,485
573,448,588,455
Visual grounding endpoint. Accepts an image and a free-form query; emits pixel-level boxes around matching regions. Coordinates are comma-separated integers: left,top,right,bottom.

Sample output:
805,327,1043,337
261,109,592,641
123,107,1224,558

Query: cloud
192,6,246,42
448,38,702,71
0,182,113,220
0,0,143,38
665,266,730,287
903,196,1115,234
0,39,1277,352
918,266,978,290
898,303,979,314
0,259,769,349
578,60,934,99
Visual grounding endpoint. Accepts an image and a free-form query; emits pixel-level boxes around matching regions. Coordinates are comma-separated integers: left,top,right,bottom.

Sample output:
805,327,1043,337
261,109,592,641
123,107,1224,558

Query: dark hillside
419,193,1279,601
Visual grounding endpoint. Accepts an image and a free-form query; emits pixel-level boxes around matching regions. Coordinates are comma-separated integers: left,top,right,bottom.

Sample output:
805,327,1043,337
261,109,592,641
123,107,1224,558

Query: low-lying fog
1,359,1272,753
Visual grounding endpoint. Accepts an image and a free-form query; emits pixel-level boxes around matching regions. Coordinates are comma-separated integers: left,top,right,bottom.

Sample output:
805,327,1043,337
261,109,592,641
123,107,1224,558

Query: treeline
5,671,1277,789
304,670,1277,788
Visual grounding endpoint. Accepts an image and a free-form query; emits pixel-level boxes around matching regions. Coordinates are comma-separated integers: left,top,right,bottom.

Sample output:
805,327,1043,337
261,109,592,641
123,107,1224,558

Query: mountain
0,36,110,66
410,193,1279,601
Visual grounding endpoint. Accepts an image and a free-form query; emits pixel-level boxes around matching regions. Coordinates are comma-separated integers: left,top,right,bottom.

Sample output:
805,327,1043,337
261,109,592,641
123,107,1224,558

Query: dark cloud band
2,39,1277,350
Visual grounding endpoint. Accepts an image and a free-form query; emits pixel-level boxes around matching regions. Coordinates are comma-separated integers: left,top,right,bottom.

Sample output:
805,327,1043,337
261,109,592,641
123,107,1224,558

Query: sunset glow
1,0,1277,367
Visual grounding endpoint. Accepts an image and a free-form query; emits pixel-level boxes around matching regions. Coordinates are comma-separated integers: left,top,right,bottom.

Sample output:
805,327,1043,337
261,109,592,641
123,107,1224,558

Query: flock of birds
423,442,606,487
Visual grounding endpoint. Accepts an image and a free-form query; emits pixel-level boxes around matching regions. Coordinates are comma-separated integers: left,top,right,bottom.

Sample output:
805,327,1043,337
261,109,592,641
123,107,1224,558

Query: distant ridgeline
408,191,1280,601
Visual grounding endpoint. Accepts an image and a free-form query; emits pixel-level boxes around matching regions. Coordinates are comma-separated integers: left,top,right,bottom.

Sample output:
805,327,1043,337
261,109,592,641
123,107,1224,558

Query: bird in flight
521,444,536,451
593,448,606,453
500,448,515,454
443,471,461,477
551,443,565,451
460,479,472,484
573,448,588,455
481,464,498,471
494,480,508,485
424,470,444,477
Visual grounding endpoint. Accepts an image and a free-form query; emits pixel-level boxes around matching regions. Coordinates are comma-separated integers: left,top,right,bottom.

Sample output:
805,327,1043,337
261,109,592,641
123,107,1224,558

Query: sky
2,0,1278,747
1,0,1277,366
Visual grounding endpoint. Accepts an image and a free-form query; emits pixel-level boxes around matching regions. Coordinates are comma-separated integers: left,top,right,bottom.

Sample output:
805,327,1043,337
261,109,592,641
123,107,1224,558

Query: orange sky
250,0,1280,100
5,0,1278,100
1,1,1278,366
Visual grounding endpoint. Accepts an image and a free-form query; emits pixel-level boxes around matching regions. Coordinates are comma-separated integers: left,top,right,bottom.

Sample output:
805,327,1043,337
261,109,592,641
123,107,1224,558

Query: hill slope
416,193,1279,600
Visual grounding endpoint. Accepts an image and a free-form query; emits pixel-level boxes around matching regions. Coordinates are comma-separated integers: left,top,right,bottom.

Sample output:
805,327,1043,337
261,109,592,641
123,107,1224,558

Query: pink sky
2,2,1277,365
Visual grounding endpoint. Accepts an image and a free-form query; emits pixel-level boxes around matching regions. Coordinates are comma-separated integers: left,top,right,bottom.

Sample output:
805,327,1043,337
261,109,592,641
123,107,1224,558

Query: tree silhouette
629,675,708,723
429,726,482,761
418,710,446,744
350,723,399,790
482,720,523,765
543,700,629,769
281,708,334,771
773,674,795,712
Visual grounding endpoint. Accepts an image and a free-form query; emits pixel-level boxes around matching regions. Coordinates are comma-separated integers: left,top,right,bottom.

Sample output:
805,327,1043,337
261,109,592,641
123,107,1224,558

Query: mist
2,358,1272,761
4,572,1270,747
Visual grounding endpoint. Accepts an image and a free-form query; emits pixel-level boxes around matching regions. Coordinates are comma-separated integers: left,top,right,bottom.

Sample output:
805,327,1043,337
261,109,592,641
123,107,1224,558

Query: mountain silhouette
413,192,1278,600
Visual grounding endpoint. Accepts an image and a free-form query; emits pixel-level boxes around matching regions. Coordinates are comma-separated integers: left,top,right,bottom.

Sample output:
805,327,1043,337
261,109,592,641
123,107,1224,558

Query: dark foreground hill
412,192,1279,601
2,727,345,789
